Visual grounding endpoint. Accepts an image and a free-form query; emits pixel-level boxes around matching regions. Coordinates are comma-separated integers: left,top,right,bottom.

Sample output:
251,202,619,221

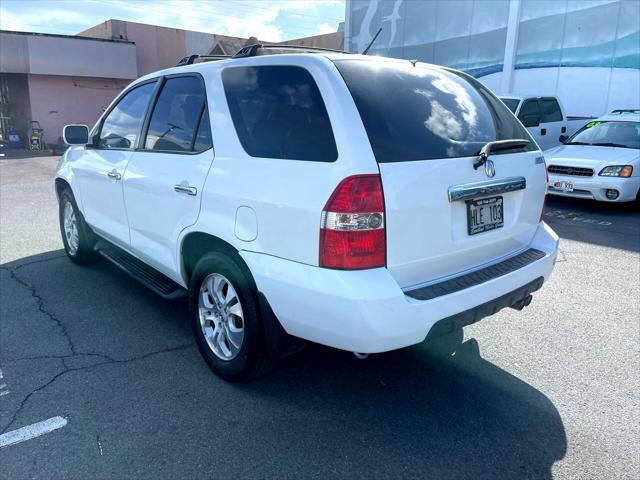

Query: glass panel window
518,99,541,121
145,76,210,153
99,82,155,149
222,66,337,162
335,60,534,163
567,121,639,149
193,108,212,152
539,98,563,122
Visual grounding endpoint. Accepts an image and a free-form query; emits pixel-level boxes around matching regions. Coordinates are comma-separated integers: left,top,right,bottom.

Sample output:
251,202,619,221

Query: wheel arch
54,177,71,200
180,232,256,290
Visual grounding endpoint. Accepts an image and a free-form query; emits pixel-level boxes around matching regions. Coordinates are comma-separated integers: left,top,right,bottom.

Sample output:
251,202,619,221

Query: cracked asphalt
1,155,639,479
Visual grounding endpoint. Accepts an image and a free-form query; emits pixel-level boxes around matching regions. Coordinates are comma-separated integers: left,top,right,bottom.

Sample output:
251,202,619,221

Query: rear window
335,60,535,163
222,66,337,162
540,98,563,122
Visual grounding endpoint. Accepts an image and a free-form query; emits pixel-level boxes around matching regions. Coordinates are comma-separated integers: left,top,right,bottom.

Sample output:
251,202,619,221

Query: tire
58,188,98,264
189,252,273,382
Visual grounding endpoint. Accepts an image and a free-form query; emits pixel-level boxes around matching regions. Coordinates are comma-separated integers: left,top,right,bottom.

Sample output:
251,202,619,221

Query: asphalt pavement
1,155,638,479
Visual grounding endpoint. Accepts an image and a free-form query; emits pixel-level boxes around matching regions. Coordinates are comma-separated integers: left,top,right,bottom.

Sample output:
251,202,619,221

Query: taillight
319,174,386,269
541,156,549,222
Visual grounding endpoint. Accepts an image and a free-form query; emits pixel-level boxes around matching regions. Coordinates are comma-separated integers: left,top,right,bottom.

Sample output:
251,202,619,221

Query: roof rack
610,109,640,114
232,43,351,59
176,54,231,66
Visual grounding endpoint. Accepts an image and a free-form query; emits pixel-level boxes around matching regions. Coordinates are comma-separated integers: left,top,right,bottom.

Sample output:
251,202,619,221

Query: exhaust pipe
511,294,533,311
353,352,369,360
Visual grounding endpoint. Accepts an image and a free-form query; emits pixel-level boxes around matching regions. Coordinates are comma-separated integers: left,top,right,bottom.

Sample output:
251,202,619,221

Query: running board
94,240,187,300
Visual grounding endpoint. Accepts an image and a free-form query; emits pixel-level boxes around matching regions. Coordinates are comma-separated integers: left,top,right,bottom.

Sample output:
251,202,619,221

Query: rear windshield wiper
473,139,530,170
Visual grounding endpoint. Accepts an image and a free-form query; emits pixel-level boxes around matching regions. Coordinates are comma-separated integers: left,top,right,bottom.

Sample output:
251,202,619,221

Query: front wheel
58,188,98,264
189,253,273,382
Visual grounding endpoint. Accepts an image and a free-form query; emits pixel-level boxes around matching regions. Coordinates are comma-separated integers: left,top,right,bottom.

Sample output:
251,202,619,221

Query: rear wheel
189,252,272,382
58,188,98,264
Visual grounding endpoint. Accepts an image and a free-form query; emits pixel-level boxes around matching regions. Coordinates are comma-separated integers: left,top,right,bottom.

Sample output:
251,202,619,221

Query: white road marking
0,416,68,449
0,370,8,397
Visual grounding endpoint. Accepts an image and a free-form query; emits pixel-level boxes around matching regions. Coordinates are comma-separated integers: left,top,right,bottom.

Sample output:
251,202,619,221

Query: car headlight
599,165,633,177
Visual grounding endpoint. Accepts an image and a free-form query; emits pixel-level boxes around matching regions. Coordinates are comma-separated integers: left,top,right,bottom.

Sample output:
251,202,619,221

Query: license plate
553,180,574,192
466,196,504,235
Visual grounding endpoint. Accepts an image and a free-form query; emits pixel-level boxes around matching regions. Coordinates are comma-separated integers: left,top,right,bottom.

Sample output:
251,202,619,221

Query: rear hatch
334,60,547,289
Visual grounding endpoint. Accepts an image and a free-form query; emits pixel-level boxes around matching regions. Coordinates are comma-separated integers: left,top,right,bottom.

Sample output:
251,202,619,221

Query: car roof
132,52,448,85
597,112,640,122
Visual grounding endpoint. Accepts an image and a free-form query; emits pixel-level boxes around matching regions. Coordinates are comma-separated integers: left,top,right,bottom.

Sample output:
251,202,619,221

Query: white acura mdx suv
56,46,558,381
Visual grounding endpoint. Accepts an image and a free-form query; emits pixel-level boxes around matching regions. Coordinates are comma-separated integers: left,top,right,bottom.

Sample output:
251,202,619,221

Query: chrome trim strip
448,176,526,202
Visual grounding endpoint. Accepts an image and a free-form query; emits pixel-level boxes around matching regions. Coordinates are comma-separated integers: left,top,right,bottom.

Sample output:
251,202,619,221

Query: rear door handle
174,184,197,196
107,170,121,180
540,128,547,135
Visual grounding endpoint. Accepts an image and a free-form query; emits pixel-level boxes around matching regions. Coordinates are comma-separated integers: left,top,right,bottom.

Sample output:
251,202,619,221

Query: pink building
0,30,137,146
0,21,343,147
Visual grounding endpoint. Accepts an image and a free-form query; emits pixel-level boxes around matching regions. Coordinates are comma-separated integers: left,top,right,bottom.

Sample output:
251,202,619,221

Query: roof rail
176,54,231,66
610,109,640,114
232,43,351,59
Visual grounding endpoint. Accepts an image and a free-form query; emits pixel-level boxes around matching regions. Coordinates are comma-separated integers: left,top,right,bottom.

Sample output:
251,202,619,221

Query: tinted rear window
222,66,337,162
335,60,535,162
540,98,563,122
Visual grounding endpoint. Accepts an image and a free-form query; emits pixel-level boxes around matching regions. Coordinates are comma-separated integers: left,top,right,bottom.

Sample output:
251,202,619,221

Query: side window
193,108,212,152
99,82,155,149
221,66,338,162
145,76,211,153
540,98,563,122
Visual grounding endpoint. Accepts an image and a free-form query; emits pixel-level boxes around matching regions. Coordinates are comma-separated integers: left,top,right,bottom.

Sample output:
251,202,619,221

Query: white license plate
553,180,574,192
466,196,504,235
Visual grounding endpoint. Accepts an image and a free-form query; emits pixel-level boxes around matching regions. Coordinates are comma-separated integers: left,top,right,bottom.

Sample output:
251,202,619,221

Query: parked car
545,110,640,202
499,95,573,150
56,48,558,381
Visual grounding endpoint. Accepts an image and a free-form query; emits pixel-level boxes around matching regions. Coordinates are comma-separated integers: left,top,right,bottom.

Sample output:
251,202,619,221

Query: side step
95,240,187,300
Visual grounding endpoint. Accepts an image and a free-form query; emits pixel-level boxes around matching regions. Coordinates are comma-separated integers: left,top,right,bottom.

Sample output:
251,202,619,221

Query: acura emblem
484,159,496,178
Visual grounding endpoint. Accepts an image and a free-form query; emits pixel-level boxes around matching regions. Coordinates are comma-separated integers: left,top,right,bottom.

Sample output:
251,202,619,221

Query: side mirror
63,125,89,145
558,134,568,144
520,114,540,128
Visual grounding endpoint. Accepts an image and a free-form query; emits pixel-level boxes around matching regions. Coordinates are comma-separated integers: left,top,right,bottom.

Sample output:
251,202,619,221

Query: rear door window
144,75,211,153
334,60,534,163
539,98,563,122
99,82,155,149
518,99,541,123
221,66,337,162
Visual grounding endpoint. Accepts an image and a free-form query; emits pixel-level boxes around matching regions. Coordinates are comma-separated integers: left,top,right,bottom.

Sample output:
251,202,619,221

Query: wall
345,0,640,117
27,74,129,144
278,32,344,50
0,31,137,79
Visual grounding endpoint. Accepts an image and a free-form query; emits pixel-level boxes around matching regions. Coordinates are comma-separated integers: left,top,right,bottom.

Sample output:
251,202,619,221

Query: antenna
362,27,382,55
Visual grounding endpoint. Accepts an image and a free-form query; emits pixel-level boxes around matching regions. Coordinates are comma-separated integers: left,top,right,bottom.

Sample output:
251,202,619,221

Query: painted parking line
0,368,8,397
545,210,613,226
0,416,68,449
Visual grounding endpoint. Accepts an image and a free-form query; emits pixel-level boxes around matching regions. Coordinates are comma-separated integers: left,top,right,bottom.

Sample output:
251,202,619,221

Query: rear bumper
548,173,640,202
241,222,559,353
